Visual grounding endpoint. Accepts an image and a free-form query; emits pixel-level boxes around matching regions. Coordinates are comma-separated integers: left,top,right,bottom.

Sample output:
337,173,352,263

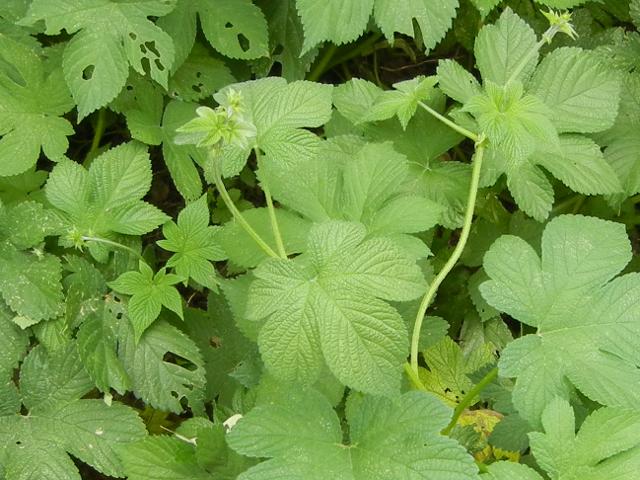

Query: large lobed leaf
246,221,426,395
481,215,640,426
228,388,479,480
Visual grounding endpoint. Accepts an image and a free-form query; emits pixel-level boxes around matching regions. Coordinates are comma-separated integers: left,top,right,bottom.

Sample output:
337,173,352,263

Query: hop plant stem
211,163,279,259
410,139,486,377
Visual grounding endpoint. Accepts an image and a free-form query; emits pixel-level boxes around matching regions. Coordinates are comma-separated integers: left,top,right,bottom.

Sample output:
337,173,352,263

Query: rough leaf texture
481,215,640,426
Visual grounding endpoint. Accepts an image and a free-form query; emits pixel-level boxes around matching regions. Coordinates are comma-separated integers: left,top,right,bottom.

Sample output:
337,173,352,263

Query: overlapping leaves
228,388,479,480
22,0,177,118
437,9,622,221
46,142,168,259
0,344,146,480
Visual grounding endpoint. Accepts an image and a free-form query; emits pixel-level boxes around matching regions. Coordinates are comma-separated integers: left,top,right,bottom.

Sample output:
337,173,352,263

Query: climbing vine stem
409,136,486,377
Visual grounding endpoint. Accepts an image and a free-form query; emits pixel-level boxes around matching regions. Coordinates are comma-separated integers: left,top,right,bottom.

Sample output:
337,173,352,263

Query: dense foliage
0,0,639,478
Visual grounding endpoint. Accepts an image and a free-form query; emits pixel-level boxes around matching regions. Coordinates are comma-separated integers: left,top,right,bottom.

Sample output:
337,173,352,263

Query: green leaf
0,35,74,176
199,0,269,60
604,125,640,203
112,295,205,414
506,162,554,222
0,392,146,479
373,0,459,52
213,78,333,177
406,158,471,228
297,0,374,54
0,305,27,368
528,398,640,480
159,0,268,61
474,8,538,85
256,0,318,81
470,0,500,18
420,336,493,406
168,43,235,102
484,462,543,480
0,201,60,249
247,221,425,395
363,76,438,128
219,207,310,269
184,297,258,403
464,81,557,163
118,436,211,480
77,308,131,394
481,215,640,426
437,59,482,104
228,388,479,479
109,262,184,340
46,142,169,242
161,100,208,201
298,0,458,54
0,242,63,323
530,47,621,133
158,195,226,289
23,0,177,118
111,75,164,146
533,135,622,195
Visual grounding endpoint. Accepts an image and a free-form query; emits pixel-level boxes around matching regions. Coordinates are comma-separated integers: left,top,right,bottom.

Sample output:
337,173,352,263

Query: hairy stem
84,108,106,165
212,164,279,259
403,362,429,392
307,44,338,82
255,150,287,258
262,183,287,258
505,24,561,86
326,33,383,71
81,236,145,262
441,367,498,435
410,141,486,376
417,101,478,142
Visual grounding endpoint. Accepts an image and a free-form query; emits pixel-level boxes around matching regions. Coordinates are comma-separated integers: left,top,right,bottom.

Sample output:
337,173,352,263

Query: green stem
441,367,498,435
326,33,383,71
84,108,106,165
212,165,279,259
403,362,429,392
475,460,490,474
81,236,145,262
262,187,287,258
417,101,478,142
255,149,286,258
505,24,561,86
262,183,287,258
410,141,486,376
307,44,338,82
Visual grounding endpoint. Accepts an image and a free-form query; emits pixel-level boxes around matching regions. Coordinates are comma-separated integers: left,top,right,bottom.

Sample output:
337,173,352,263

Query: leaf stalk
417,101,478,142
211,163,279,259
441,366,498,435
